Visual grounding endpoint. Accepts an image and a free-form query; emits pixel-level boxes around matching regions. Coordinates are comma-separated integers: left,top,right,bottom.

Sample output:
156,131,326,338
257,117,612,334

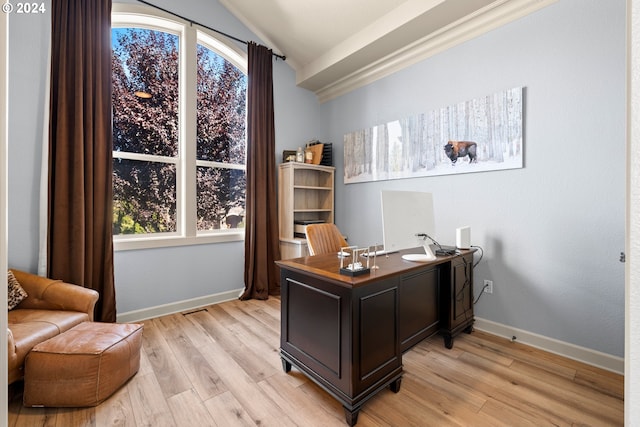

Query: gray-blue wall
7,3,50,272
326,0,626,357
7,0,625,358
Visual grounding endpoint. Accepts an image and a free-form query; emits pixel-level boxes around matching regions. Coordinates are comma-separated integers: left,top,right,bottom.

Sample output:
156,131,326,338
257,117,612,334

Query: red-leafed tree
196,46,246,231
111,28,246,234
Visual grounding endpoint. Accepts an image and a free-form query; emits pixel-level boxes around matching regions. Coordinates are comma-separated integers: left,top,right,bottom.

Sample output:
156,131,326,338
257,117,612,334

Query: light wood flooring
8,297,624,426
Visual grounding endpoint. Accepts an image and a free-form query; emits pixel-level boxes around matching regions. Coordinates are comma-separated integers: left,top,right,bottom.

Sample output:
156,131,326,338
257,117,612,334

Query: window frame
112,4,248,251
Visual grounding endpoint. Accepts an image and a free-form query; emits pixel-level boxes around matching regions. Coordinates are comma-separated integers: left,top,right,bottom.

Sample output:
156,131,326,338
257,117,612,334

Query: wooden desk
276,248,475,426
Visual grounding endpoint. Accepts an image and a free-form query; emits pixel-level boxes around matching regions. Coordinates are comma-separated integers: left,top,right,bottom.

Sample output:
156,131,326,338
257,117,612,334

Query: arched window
111,5,247,250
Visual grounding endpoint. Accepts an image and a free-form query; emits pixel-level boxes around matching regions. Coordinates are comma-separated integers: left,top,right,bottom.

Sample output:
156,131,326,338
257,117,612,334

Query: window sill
113,231,244,251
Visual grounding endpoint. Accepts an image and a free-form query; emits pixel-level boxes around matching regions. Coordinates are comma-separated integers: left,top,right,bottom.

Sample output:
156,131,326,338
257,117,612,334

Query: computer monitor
381,190,437,261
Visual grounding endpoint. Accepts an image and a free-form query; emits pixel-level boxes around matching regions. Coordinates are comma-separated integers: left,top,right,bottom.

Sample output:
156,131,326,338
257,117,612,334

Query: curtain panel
48,0,116,321
241,42,281,300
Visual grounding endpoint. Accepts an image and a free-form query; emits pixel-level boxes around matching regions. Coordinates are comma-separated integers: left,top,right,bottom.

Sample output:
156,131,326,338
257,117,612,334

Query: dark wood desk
276,248,475,426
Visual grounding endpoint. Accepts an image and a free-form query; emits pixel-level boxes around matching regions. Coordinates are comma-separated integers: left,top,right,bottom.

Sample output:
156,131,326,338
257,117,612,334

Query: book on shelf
293,219,326,237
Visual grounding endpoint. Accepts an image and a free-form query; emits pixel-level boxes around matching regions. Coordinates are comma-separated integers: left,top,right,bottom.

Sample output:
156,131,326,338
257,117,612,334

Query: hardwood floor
8,297,624,426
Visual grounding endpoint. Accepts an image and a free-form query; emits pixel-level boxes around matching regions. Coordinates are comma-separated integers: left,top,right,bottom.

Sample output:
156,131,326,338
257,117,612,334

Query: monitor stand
401,244,437,262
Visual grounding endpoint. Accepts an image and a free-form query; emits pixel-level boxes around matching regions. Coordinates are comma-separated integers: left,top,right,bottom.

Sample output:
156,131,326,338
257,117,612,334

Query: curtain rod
135,0,286,61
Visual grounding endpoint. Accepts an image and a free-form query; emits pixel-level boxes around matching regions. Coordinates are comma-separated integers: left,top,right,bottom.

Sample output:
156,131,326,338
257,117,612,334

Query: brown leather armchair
7,269,99,384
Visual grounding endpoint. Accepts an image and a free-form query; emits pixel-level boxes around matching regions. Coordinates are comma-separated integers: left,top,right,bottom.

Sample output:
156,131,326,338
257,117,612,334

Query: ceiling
220,0,557,102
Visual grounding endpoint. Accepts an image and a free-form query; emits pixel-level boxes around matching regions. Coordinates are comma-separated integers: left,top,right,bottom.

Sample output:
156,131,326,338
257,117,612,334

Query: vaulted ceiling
220,0,557,102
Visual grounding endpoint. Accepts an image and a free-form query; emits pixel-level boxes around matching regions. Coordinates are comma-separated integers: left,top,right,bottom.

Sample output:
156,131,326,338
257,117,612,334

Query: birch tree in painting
375,124,389,176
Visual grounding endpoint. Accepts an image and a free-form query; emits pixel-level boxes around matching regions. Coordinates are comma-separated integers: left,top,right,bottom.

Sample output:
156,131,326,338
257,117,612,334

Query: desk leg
389,377,402,393
281,358,291,373
342,378,402,426
444,335,454,349
344,406,360,426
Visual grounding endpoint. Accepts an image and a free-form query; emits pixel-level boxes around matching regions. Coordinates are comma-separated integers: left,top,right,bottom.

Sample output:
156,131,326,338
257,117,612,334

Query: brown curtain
48,0,116,322
240,42,281,300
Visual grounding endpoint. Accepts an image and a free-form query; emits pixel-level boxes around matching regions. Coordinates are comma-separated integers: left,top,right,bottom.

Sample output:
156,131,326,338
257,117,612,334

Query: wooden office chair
305,223,348,256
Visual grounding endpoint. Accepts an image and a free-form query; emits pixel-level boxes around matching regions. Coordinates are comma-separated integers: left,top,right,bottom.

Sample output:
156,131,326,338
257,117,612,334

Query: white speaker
456,226,471,249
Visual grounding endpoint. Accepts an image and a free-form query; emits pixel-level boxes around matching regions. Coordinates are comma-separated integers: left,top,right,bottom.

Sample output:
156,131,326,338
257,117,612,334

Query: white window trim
112,4,248,252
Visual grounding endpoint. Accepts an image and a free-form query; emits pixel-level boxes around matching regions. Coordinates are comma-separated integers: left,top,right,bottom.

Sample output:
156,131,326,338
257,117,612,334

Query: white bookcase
278,162,335,259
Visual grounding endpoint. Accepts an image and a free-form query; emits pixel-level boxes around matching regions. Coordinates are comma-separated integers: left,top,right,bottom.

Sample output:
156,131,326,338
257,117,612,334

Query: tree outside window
196,43,247,231
111,17,247,244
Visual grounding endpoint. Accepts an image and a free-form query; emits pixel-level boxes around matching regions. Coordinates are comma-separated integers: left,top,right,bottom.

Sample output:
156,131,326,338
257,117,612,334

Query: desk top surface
276,247,475,288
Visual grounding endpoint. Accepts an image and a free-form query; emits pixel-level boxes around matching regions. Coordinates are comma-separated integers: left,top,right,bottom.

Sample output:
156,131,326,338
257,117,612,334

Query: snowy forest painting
344,86,524,184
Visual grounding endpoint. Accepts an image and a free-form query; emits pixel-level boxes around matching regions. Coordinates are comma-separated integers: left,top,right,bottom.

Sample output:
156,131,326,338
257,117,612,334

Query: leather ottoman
23,322,143,407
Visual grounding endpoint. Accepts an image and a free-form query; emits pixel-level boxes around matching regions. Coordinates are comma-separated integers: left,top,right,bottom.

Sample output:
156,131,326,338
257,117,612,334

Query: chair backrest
305,223,348,256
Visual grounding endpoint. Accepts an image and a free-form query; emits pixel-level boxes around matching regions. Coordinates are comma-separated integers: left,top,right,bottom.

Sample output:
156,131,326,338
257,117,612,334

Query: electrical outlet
484,279,493,294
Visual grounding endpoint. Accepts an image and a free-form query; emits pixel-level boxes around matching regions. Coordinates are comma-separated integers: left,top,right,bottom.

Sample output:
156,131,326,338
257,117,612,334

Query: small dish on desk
402,254,436,262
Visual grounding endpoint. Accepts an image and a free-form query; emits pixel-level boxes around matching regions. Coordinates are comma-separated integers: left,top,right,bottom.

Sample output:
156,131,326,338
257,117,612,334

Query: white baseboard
116,288,244,323
474,317,624,375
